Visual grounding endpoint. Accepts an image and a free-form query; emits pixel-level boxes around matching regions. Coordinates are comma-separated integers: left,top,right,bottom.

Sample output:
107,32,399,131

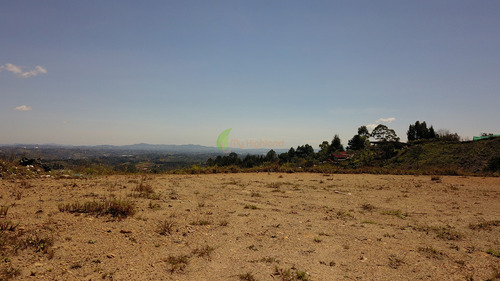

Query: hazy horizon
2,1,499,148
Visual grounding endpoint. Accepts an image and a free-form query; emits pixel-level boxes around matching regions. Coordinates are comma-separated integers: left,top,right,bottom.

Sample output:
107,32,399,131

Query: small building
332,151,351,161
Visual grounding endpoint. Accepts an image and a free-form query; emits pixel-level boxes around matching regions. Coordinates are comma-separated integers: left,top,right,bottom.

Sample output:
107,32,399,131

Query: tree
296,144,314,158
371,124,400,142
407,124,417,141
358,126,370,137
329,134,344,153
436,129,460,142
265,150,277,162
416,121,429,139
227,152,240,165
206,158,215,166
429,126,436,139
242,154,257,168
347,134,367,150
377,141,398,159
407,121,437,141
348,126,371,150
317,141,331,161
278,152,289,163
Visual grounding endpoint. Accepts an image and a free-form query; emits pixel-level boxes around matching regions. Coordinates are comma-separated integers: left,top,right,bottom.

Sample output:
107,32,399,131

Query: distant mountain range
0,143,289,155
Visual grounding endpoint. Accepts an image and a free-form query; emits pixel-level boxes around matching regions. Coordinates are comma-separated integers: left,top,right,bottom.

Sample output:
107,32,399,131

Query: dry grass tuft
388,254,405,269
0,206,9,217
273,266,311,281
191,245,215,259
361,203,376,211
165,254,190,273
239,272,258,281
157,219,176,235
469,220,500,231
1,266,21,280
418,246,444,260
58,198,135,218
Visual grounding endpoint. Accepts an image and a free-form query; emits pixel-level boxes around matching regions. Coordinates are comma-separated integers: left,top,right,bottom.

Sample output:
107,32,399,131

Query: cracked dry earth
0,173,499,280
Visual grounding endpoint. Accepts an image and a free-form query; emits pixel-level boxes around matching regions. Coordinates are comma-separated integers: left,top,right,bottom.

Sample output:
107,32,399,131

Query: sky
1,1,499,149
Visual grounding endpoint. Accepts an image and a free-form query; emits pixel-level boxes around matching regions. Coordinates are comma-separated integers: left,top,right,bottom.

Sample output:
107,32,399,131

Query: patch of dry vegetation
58,198,135,218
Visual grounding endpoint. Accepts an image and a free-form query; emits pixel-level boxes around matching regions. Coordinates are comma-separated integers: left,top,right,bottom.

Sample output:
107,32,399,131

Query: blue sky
1,1,499,148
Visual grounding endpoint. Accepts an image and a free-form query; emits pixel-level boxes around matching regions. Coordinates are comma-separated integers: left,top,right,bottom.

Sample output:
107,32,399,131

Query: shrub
18,230,54,254
487,156,500,172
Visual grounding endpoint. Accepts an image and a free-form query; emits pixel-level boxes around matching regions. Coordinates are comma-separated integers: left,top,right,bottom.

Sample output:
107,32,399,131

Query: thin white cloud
14,105,32,111
366,117,396,130
0,63,47,78
376,117,396,123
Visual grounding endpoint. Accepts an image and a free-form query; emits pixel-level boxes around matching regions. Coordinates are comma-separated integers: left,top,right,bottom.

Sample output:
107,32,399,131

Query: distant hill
0,143,288,156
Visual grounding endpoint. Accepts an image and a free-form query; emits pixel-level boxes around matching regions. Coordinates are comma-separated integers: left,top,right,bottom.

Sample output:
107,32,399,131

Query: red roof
332,151,350,159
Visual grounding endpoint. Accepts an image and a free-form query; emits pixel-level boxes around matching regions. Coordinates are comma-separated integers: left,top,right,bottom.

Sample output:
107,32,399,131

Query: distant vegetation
198,122,499,176
1,121,499,177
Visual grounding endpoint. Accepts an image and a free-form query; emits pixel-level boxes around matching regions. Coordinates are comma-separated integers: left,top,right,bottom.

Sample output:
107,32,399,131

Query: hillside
388,137,500,174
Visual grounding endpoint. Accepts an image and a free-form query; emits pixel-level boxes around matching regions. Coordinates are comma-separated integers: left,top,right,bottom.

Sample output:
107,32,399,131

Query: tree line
206,121,462,168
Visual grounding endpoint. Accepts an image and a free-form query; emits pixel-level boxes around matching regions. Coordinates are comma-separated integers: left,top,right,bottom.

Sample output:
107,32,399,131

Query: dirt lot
1,173,499,280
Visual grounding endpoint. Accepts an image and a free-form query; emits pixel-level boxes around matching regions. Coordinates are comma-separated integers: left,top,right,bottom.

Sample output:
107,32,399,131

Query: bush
487,156,500,172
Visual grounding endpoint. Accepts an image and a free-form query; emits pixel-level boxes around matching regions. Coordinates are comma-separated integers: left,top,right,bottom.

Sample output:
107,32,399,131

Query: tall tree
417,121,429,139
371,124,399,142
348,134,367,150
296,144,314,158
407,121,436,141
317,141,331,161
358,126,370,137
329,134,344,153
347,135,365,150
265,150,277,162
429,126,436,139
348,126,370,150
407,124,417,141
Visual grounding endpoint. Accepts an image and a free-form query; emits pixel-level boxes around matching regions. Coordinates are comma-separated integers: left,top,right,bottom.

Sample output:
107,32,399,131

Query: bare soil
1,173,499,280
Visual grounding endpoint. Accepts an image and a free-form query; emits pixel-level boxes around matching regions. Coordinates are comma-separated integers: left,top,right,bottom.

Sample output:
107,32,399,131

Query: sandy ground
0,173,499,281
